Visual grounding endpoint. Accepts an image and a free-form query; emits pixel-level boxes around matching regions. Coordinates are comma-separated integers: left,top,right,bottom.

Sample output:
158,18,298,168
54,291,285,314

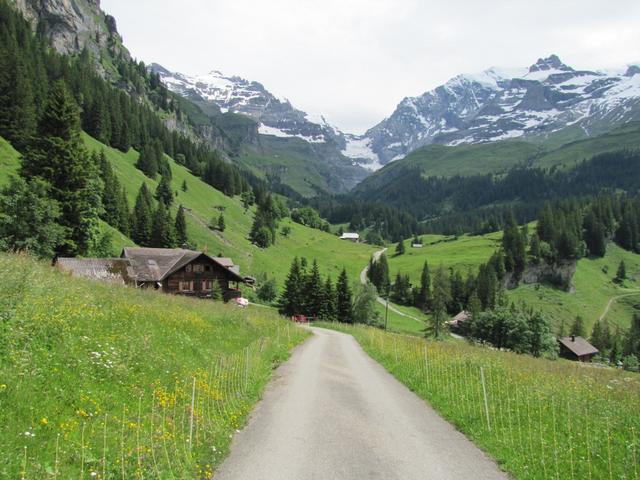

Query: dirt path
599,291,640,322
214,327,507,480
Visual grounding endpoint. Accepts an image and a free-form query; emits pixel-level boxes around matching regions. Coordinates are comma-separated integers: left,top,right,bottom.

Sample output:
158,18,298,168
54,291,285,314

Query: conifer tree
136,144,159,179
218,213,226,232
279,257,303,317
396,238,406,255
428,266,451,339
117,187,131,236
98,150,123,227
21,80,101,256
335,268,354,323
0,177,65,258
305,259,323,318
131,183,154,246
570,315,586,338
416,261,431,310
616,260,627,283
320,276,336,321
181,180,188,192
151,202,176,248
175,205,188,247
155,174,174,207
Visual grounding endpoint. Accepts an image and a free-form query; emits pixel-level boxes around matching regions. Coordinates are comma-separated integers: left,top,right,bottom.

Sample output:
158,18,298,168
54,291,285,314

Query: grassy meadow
387,232,640,333
319,323,640,480
0,253,308,478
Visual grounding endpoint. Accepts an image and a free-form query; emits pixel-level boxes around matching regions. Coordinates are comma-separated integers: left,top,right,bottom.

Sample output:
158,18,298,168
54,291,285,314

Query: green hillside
387,232,640,332
82,134,376,285
0,253,307,478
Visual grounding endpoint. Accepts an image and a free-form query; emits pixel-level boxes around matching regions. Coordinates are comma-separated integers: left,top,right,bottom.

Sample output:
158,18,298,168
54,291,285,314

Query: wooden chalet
57,248,247,301
558,335,599,362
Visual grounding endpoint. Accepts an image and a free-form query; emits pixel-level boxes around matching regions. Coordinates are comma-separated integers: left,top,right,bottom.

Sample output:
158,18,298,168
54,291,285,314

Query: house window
205,265,212,272
193,264,204,273
202,280,213,291
178,281,194,292
185,265,192,273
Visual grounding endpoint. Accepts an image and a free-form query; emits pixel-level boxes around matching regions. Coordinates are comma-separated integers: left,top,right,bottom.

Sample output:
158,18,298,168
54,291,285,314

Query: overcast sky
101,0,640,134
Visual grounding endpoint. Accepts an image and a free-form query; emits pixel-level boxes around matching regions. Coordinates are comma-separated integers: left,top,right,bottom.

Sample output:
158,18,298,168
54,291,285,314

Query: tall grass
320,323,640,479
0,253,307,478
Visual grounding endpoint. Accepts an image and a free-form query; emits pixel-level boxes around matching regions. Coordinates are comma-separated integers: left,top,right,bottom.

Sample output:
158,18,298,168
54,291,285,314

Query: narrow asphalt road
214,327,508,480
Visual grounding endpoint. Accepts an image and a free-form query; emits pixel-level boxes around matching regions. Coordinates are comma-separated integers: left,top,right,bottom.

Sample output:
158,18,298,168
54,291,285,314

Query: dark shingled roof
558,336,599,357
56,258,134,283
121,248,244,283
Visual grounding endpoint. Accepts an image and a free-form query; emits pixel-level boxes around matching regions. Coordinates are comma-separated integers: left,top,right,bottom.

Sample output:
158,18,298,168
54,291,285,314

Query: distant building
340,232,360,242
447,311,471,329
411,243,423,248
558,335,599,362
57,248,248,301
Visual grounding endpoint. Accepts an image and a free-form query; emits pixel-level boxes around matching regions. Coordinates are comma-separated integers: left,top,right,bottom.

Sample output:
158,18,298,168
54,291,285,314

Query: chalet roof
558,336,599,357
56,258,134,283
213,257,234,268
447,310,471,326
121,248,244,283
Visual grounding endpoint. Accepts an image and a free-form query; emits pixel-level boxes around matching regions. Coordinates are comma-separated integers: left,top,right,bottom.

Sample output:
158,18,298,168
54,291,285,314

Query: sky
101,0,640,134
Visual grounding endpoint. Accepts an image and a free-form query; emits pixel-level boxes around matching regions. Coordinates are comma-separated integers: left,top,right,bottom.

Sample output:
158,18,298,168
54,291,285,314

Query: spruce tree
21,80,101,256
136,144,159,179
616,260,627,283
155,174,174,207
218,213,226,232
117,187,131,236
320,276,336,320
428,266,451,339
0,177,65,259
570,315,586,338
396,238,406,255
131,183,153,246
279,257,303,317
175,205,188,247
305,259,323,318
335,268,354,323
98,150,122,227
417,261,431,310
151,202,176,248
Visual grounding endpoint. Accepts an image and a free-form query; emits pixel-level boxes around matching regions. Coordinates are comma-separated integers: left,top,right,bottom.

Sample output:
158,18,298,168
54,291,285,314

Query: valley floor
214,327,507,480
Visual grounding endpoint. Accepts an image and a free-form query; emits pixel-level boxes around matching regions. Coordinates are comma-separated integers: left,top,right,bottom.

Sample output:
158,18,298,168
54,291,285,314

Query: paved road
214,327,508,480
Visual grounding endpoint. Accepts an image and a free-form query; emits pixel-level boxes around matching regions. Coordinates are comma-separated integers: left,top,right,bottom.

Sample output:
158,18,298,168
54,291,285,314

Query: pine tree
428,266,451,339
529,233,541,264
181,180,188,192
305,259,323,318
136,144,159,179
416,261,431,310
0,176,65,259
570,315,586,338
615,260,627,283
97,150,122,227
155,174,174,207
396,238,406,255
502,212,526,279
211,280,223,301
117,187,131,236
279,257,303,317
218,214,226,232
175,205,188,247
131,183,153,246
21,80,101,256
320,276,336,321
335,268,354,323
151,202,176,248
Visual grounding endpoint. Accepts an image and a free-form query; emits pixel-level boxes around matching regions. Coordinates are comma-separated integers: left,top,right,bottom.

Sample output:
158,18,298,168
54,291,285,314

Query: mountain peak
529,54,573,73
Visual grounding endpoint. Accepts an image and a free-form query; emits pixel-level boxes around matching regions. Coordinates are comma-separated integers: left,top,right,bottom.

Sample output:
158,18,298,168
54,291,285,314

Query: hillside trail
598,290,640,322
359,248,424,325
213,327,508,480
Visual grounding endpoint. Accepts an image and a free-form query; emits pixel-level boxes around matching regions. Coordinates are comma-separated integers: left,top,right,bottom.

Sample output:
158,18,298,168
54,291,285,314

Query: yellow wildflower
40,417,49,426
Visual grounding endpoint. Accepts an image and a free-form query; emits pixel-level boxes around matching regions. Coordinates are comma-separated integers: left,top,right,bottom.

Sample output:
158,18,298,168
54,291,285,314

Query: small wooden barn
558,335,599,362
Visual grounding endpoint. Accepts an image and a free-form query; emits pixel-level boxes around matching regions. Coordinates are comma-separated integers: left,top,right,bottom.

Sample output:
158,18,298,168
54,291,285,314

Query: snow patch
342,137,383,171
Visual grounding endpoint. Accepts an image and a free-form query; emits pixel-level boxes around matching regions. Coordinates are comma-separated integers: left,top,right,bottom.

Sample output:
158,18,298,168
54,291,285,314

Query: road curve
214,327,508,480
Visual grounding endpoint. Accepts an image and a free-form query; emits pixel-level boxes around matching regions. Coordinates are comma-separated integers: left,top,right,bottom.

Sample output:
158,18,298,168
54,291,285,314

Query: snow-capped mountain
151,64,364,155
349,55,640,166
